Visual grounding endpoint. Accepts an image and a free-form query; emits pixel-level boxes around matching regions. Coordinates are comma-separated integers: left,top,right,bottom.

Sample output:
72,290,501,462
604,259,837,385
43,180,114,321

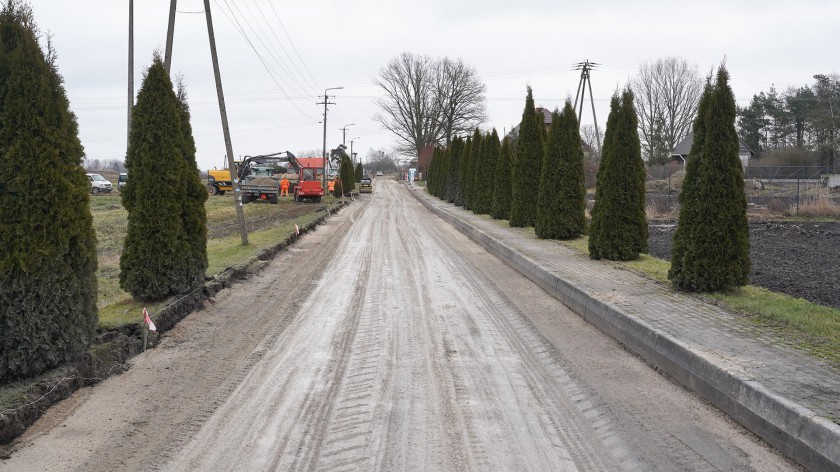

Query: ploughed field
648,220,840,310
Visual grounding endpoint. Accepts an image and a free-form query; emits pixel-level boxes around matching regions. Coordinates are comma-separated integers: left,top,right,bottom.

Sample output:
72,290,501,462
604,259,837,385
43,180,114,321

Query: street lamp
320,86,343,191
341,123,355,146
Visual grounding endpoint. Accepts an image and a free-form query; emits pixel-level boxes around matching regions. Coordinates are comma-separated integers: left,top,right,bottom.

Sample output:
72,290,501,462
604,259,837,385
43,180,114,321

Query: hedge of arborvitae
473,130,499,215
510,87,543,227
175,81,209,288
427,147,440,196
0,2,98,380
455,137,471,207
445,138,463,203
669,66,750,291
535,102,586,239
339,155,355,195
121,56,196,301
355,161,363,182
491,137,514,220
589,90,648,260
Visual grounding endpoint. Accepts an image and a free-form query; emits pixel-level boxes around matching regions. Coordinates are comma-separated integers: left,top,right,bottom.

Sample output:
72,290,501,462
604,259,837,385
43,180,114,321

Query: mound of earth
647,220,840,310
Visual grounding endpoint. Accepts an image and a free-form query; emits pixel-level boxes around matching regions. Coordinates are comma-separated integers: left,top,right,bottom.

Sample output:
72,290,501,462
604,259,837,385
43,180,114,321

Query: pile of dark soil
647,220,840,310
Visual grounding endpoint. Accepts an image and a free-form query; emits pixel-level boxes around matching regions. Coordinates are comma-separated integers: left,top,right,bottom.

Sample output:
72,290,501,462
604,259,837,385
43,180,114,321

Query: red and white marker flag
143,307,157,332
295,224,300,235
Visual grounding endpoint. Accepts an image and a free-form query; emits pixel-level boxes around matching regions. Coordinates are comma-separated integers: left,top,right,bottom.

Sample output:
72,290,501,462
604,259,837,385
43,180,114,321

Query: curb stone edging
412,190,840,472
0,201,349,448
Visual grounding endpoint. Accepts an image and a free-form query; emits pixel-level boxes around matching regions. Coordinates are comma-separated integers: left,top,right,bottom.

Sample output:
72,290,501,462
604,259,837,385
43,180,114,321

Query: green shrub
0,1,98,380
669,66,750,291
120,56,193,301
535,103,586,239
589,90,648,260
510,87,544,227
491,138,514,220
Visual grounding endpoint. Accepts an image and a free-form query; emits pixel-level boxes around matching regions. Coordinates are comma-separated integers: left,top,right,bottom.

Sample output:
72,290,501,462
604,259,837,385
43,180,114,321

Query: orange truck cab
293,157,327,203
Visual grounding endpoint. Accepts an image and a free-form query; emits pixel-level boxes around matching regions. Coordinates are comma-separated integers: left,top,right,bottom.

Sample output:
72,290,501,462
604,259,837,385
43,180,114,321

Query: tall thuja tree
491,137,514,220
175,78,208,289
0,1,98,380
466,128,482,210
428,147,440,196
536,102,586,239
455,137,471,206
510,87,543,227
355,161,363,182
669,66,750,291
121,55,192,301
589,95,620,257
474,130,500,214
589,90,648,260
441,137,463,203
438,147,452,201
340,154,355,195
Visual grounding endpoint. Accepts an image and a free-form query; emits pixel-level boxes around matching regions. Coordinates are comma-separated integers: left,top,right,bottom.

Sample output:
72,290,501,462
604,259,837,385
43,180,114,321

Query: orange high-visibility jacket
280,178,289,190
328,180,336,191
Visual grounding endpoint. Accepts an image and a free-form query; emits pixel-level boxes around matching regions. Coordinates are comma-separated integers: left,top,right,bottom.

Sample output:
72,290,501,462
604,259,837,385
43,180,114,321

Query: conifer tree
339,154,355,195
175,79,208,289
536,102,586,238
669,66,750,291
589,90,648,260
455,137,471,206
428,147,439,196
474,130,500,214
510,87,543,227
491,137,514,220
466,129,482,210
354,162,363,182
438,147,452,201
121,55,192,301
0,1,98,379
445,138,463,203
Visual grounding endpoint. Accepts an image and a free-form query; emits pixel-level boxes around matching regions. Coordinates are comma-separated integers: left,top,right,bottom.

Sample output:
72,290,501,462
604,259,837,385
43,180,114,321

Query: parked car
376,171,383,176
86,173,112,195
118,172,128,190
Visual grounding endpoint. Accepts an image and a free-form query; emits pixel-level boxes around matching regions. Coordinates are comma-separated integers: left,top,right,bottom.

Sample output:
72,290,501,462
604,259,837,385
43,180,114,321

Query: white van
86,173,113,195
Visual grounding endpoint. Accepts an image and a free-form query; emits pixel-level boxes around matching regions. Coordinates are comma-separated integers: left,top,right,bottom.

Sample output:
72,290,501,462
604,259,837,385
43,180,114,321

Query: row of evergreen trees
427,71,749,292
0,2,208,380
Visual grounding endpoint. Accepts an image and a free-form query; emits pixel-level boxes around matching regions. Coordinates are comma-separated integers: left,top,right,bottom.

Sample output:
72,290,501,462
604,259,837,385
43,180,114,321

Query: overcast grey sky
28,0,839,171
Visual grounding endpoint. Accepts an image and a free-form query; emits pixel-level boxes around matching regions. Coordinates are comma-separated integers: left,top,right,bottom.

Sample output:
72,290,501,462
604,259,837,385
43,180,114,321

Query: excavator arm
237,151,298,180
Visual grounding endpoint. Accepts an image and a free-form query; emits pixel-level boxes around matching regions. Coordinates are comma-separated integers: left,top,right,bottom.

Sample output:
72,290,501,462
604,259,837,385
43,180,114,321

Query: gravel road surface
1,180,797,471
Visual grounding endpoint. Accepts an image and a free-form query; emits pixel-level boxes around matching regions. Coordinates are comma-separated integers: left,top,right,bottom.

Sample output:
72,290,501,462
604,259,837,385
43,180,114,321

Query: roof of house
671,132,757,158
508,106,595,154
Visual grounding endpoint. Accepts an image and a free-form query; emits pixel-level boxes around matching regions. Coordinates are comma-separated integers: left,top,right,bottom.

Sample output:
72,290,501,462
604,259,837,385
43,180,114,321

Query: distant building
670,132,756,169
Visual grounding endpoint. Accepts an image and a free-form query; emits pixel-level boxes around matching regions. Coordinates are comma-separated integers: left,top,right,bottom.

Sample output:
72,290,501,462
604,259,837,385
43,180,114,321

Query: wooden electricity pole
573,60,601,155
164,0,177,74
127,0,134,150
204,0,248,245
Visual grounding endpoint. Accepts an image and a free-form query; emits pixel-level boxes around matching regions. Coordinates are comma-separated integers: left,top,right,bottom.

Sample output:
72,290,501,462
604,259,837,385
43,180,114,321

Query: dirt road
2,180,797,471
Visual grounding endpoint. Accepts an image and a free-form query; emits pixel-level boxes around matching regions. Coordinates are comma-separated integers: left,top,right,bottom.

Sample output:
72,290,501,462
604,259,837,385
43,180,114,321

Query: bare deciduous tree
373,53,486,158
630,57,702,164
433,58,487,146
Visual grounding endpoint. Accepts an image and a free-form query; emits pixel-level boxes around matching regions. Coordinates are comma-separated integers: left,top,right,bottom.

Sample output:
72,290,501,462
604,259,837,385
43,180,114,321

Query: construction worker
280,176,289,197
328,178,336,194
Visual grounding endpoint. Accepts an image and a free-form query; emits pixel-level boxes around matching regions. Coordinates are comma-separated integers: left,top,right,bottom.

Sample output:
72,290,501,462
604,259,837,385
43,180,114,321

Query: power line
267,2,322,91
213,0,318,120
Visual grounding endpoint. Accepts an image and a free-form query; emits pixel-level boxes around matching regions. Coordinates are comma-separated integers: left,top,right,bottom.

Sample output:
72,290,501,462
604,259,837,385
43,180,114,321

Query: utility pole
340,123,355,146
204,0,248,245
350,137,360,166
573,60,601,155
164,0,177,74
127,0,133,152
318,87,342,191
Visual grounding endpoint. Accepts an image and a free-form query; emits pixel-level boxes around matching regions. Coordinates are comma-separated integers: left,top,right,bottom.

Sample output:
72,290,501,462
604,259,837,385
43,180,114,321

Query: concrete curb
413,190,840,472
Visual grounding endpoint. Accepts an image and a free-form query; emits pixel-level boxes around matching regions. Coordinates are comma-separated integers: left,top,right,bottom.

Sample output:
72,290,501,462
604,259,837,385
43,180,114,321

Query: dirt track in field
1,180,796,471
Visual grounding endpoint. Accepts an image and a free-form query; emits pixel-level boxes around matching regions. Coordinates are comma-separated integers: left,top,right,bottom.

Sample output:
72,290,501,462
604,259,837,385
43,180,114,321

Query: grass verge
560,235,840,366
